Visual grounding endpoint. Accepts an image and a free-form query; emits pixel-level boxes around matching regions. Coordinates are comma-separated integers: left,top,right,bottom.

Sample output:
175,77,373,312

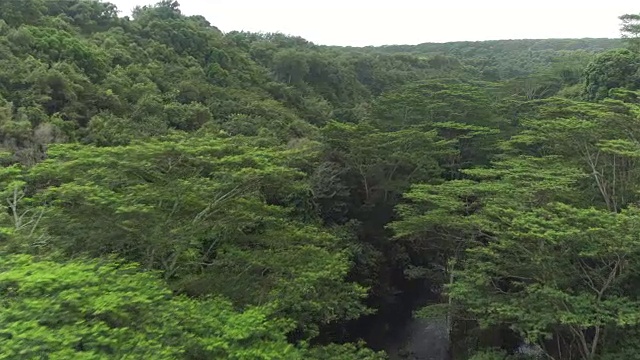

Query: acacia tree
394,152,640,359
451,202,640,360
0,253,386,360
504,97,640,211
21,133,369,338
370,80,504,176
620,13,640,53
393,93,640,358
391,155,583,339
321,120,447,207
0,254,302,359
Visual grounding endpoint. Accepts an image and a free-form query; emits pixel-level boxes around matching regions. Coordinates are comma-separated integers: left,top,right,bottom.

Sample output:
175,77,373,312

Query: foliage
19,133,369,338
583,49,640,101
392,96,640,358
0,254,302,359
345,38,621,81
1,1,639,359
620,13,640,52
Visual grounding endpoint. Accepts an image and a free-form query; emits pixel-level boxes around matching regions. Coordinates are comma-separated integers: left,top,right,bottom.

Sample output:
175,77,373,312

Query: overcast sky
108,0,639,47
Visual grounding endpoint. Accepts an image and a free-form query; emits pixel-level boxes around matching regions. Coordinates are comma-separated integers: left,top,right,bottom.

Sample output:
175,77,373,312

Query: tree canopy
2,1,640,359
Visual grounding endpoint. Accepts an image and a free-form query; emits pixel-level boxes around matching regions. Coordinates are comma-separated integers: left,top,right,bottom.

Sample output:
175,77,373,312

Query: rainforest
2,1,640,359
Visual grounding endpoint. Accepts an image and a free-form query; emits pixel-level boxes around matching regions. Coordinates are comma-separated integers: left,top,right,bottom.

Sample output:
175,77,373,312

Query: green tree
620,13,640,52
321,120,446,208
391,155,583,339
24,133,368,337
450,203,640,360
583,49,640,101
371,80,503,175
0,254,302,359
504,97,640,211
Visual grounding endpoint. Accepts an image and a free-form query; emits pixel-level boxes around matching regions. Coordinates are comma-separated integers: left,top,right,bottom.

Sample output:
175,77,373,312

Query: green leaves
583,49,640,101
321,120,447,207
16,132,368,337
0,254,307,359
371,80,501,131
0,252,380,359
391,134,640,357
0,2,633,359
450,203,640,354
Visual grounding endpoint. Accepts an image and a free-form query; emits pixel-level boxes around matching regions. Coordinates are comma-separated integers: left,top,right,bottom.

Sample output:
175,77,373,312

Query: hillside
338,38,623,80
365,38,621,53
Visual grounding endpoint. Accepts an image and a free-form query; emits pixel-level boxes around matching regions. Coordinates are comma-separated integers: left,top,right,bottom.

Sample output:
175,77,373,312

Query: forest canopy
1,1,640,359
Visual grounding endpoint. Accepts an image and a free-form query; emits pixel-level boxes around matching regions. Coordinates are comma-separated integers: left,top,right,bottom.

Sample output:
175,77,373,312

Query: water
385,316,450,360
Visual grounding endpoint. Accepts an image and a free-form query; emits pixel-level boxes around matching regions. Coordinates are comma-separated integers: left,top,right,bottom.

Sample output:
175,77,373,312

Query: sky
108,0,640,47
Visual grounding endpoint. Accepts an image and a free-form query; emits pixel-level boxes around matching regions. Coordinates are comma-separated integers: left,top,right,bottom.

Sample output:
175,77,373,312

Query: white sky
108,0,639,46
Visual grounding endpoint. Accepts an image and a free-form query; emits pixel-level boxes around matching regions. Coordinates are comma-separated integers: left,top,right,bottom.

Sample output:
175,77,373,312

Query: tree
583,49,640,101
24,133,369,337
620,13,640,53
504,97,640,211
370,80,504,174
391,155,583,341
0,254,302,359
321,120,446,209
392,147,640,359
273,49,309,85
450,203,640,360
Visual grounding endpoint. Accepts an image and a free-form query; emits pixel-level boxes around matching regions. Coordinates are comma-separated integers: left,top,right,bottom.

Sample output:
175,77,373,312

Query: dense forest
2,0,640,359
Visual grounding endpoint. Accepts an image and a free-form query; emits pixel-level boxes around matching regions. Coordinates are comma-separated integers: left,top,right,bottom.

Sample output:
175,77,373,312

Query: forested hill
339,38,623,80
4,1,640,359
360,38,621,54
